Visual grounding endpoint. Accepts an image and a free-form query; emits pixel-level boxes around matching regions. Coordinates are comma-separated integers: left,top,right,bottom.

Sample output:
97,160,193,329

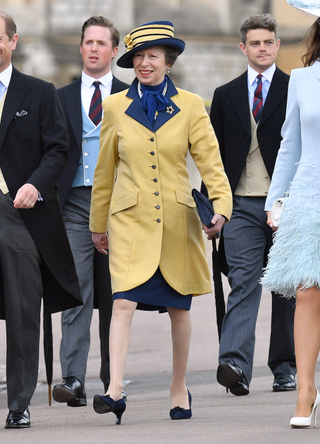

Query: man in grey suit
210,14,296,395
0,11,82,428
52,16,128,407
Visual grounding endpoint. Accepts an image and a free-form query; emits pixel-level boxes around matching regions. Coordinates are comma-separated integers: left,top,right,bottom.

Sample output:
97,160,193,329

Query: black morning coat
0,67,82,319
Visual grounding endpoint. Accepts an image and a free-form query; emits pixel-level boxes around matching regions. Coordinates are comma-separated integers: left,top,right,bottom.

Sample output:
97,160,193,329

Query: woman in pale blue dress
261,0,320,429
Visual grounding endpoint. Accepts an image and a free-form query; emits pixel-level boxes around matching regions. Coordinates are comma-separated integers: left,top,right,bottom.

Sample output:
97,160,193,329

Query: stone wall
4,0,309,96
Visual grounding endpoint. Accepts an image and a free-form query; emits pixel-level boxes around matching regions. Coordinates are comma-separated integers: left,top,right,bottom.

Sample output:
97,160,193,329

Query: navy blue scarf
140,77,169,126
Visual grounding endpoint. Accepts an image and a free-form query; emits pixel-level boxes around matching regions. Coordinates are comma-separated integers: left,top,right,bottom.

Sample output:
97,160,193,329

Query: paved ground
1,163,319,443
2,269,320,444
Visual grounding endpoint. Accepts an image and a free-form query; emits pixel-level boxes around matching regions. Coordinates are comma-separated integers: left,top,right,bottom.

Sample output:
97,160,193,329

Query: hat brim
294,6,320,17
117,38,185,69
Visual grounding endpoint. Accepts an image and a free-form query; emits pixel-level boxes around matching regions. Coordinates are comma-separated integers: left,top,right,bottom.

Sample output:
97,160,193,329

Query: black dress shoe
5,408,30,429
217,363,250,396
273,373,296,392
53,376,87,407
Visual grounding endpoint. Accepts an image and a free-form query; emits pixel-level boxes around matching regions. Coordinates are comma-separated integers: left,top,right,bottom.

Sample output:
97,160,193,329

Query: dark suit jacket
57,76,129,206
210,67,289,193
0,67,82,318
56,75,128,306
208,67,289,275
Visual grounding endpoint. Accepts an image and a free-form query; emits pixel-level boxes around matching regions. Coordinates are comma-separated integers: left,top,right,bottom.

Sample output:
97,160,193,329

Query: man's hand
92,232,109,255
203,214,226,240
13,183,38,209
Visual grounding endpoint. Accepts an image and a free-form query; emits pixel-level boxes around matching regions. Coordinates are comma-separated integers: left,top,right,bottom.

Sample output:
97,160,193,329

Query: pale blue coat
262,60,320,297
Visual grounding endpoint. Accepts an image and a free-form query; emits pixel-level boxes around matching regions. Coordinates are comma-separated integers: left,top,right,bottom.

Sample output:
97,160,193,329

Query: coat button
150,138,155,142
155,205,160,209
150,151,155,155
151,165,156,169
153,178,158,182
156,218,161,223
154,191,159,196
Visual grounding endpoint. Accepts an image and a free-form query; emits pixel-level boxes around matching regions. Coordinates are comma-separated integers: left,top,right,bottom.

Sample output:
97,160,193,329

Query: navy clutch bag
192,188,214,228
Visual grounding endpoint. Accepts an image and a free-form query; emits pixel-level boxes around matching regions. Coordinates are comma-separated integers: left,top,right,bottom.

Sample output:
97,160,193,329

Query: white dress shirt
247,63,276,108
81,70,113,116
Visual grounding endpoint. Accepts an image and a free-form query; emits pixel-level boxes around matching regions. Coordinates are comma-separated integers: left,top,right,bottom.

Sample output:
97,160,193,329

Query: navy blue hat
117,20,185,69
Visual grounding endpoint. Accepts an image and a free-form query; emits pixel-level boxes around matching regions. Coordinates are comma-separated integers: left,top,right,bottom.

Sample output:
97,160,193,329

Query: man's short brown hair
240,14,278,44
80,16,120,48
0,11,17,41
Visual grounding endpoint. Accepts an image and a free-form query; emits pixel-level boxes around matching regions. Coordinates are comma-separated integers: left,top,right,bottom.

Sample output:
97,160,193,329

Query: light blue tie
0,81,6,101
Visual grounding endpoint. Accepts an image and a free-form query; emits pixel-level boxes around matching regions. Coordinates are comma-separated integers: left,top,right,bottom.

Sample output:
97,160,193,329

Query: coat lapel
63,79,82,149
111,76,128,94
258,67,288,128
311,60,320,81
229,72,251,138
125,77,180,132
0,68,30,149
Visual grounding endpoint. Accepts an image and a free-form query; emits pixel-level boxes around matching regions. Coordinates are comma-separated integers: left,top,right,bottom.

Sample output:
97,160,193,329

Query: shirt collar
0,64,13,88
247,63,276,85
81,70,113,88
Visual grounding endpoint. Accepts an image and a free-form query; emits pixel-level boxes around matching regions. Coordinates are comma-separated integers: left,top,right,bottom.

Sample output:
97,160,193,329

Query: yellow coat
90,78,232,296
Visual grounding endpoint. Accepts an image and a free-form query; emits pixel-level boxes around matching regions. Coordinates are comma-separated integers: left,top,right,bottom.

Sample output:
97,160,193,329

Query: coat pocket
175,189,196,208
110,191,138,215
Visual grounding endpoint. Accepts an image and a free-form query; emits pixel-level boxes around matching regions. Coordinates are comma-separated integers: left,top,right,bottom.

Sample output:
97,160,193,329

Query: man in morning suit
52,16,128,406
210,14,296,395
0,11,82,428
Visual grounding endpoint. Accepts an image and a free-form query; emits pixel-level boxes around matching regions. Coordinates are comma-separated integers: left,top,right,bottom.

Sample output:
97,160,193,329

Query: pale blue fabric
262,61,320,298
72,105,101,188
287,0,320,9
0,81,6,101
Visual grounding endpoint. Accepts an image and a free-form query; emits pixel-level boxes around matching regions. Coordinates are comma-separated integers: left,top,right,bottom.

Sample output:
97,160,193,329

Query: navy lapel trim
125,77,181,132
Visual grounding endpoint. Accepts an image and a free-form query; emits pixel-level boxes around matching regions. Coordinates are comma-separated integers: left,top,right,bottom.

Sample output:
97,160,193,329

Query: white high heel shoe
290,389,320,428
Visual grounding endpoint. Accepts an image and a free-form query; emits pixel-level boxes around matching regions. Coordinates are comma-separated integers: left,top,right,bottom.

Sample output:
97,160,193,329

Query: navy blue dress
113,268,192,313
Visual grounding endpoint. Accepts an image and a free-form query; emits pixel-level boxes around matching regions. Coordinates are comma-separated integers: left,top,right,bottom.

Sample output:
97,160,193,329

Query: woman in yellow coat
90,20,232,424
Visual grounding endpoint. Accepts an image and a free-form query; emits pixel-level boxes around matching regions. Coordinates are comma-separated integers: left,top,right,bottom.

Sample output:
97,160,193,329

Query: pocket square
192,188,214,228
15,110,28,117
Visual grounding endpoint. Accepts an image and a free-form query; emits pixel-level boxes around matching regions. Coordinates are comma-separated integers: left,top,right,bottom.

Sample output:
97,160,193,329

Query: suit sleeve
265,71,301,210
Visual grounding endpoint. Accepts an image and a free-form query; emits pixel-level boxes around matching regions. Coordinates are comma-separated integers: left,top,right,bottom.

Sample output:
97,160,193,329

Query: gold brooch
166,106,174,115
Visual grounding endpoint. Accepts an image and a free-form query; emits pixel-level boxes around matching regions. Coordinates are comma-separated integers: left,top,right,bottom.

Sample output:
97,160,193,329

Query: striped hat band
117,20,185,69
124,24,175,52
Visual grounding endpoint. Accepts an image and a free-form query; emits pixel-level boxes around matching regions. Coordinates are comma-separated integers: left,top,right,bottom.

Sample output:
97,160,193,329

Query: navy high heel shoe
93,394,126,425
170,390,192,420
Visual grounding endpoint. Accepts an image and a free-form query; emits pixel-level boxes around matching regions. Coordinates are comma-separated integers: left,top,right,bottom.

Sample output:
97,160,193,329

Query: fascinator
287,0,320,18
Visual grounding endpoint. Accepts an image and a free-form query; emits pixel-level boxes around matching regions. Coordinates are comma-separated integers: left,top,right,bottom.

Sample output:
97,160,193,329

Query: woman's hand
92,232,109,255
203,214,226,240
266,211,277,232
